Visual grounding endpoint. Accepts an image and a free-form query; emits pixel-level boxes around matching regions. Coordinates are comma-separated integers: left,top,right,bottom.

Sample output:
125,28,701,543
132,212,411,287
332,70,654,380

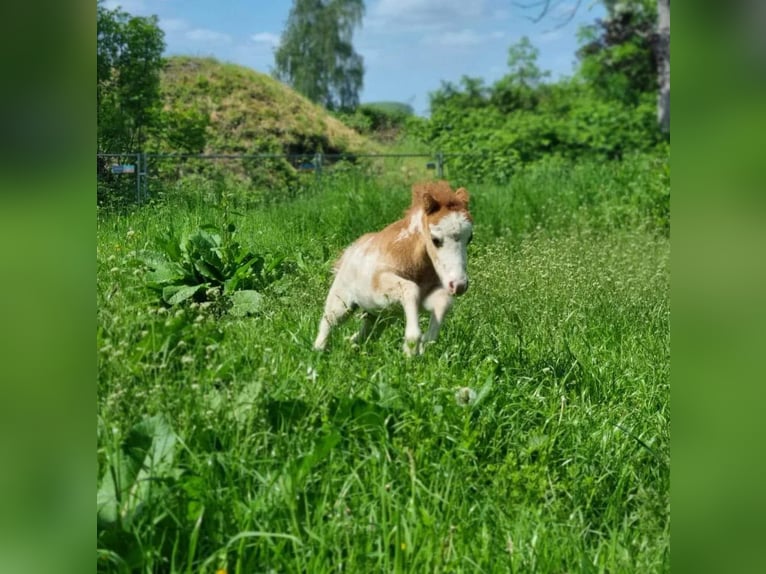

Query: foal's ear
421,191,440,214
412,184,440,214
455,187,470,205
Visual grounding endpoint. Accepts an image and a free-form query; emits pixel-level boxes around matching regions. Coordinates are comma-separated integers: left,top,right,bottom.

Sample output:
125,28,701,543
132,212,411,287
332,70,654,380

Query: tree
274,0,365,111
518,0,669,133
656,0,670,133
491,36,551,112
429,76,489,113
576,0,657,106
97,0,165,152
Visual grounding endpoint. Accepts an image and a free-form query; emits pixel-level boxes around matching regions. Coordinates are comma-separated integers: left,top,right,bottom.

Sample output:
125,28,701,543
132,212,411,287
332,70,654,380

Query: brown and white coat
314,181,473,355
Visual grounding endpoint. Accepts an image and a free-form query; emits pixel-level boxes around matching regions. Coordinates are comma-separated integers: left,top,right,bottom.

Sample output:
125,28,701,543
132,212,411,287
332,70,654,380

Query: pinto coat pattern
313,181,473,355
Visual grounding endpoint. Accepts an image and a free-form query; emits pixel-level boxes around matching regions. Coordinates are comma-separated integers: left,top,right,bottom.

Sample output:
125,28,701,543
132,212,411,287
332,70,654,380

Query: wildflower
455,386,477,406
181,354,194,364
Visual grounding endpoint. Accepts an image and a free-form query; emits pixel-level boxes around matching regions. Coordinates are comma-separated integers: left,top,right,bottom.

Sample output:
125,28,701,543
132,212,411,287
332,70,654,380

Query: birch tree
274,0,365,111
656,0,670,133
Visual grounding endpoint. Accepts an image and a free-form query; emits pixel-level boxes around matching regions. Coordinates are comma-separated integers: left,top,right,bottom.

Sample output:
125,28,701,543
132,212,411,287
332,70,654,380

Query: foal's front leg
374,272,422,356
421,287,454,352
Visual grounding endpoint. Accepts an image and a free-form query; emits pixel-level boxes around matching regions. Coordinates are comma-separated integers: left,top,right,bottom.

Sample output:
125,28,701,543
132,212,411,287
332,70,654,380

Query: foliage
98,162,669,572
413,27,663,180
274,0,365,110
429,75,490,112
415,81,660,182
577,0,658,105
97,0,165,153
335,101,414,140
150,105,209,154
138,221,290,313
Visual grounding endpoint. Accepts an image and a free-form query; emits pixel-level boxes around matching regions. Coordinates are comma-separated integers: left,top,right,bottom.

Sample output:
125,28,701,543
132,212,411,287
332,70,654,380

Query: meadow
97,153,670,573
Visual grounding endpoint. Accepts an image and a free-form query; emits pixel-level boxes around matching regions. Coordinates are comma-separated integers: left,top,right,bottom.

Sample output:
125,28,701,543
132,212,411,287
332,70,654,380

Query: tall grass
97,154,669,573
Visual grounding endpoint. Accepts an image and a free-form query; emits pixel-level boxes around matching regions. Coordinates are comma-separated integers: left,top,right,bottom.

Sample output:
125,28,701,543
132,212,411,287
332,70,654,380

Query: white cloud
102,0,147,13
491,8,511,21
251,32,281,47
420,28,507,48
185,29,232,44
368,0,487,30
534,29,565,45
159,18,189,33
421,28,488,48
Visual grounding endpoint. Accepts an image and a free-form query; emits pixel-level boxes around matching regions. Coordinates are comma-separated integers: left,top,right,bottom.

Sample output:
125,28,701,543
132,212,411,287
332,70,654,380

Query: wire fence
97,151,485,206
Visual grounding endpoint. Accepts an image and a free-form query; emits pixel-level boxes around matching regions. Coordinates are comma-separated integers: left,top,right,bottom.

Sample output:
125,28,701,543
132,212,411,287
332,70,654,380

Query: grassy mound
157,56,377,156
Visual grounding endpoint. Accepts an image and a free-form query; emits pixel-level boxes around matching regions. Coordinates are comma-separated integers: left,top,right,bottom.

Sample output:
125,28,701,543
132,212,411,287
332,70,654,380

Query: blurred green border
0,2,95,574
673,2,766,573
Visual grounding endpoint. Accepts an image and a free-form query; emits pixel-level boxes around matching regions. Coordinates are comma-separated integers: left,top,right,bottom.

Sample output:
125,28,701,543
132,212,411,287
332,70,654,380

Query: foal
313,181,473,355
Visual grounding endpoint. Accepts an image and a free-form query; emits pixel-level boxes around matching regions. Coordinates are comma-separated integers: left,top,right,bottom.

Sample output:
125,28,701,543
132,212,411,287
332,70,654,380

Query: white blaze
428,212,472,294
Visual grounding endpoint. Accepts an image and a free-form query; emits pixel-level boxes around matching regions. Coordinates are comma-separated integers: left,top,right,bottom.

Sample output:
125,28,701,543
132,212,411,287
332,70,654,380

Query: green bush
336,102,414,140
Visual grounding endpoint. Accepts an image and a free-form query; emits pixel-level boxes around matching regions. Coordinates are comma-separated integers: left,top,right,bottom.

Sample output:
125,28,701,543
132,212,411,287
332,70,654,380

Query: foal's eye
432,236,443,248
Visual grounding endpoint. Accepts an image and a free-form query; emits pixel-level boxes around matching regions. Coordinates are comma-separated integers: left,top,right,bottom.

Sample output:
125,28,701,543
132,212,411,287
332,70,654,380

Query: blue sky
104,0,605,115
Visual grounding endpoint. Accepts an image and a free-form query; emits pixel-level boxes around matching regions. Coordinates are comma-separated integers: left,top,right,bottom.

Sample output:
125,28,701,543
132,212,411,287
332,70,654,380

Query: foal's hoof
403,339,421,357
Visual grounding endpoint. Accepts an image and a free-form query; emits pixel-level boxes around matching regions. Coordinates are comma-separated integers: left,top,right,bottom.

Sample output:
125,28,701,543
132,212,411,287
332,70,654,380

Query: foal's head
411,181,473,296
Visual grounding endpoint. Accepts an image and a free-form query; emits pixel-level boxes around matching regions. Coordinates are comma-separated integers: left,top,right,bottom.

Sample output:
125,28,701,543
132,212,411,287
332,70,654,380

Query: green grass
97,155,669,573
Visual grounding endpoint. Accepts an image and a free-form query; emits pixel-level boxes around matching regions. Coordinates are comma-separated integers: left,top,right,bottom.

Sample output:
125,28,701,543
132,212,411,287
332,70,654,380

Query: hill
156,56,378,157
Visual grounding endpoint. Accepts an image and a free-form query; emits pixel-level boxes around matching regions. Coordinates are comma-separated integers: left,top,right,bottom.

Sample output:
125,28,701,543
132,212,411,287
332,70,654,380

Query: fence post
436,151,444,178
135,152,145,203
140,152,148,202
314,151,323,182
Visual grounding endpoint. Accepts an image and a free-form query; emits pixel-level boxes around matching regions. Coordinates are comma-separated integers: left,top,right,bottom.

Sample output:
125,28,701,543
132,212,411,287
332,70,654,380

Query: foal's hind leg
314,285,355,351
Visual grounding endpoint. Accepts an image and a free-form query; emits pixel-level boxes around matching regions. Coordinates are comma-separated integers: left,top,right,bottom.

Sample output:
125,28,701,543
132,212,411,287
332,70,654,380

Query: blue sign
111,164,136,174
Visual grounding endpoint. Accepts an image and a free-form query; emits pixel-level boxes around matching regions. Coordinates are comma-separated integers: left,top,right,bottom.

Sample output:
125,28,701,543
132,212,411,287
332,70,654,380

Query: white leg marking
313,284,355,351
421,288,454,351
374,272,422,356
